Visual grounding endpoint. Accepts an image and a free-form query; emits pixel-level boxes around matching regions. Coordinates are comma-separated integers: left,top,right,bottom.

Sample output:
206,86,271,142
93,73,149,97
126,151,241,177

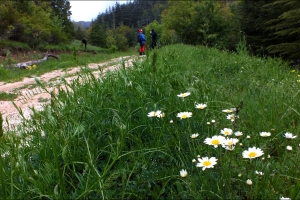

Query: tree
88,17,107,47
161,1,198,44
235,0,275,56
115,25,132,51
161,0,229,47
50,0,74,41
264,0,300,60
106,29,117,52
74,25,86,41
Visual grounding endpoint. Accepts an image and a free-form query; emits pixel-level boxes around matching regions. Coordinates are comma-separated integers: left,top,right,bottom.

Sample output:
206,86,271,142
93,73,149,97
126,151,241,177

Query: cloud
70,1,126,22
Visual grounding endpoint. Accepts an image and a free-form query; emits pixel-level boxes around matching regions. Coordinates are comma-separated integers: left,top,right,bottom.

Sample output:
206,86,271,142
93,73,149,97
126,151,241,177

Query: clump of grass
0,92,18,101
0,44,299,199
37,97,49,103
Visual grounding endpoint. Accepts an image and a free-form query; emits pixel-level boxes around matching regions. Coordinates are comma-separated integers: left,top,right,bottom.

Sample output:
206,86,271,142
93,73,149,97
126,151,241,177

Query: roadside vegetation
0,44,299,199
0,40,137,83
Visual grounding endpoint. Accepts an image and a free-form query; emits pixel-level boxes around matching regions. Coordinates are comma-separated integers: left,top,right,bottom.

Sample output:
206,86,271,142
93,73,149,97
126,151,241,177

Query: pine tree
264,0,300,60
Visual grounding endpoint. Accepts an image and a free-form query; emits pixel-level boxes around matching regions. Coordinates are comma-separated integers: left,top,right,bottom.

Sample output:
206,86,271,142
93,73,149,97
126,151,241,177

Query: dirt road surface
0,55,139,132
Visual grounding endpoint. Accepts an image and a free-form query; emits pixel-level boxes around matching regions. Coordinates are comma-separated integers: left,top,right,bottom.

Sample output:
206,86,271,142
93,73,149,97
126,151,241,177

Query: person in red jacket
137,29,146,55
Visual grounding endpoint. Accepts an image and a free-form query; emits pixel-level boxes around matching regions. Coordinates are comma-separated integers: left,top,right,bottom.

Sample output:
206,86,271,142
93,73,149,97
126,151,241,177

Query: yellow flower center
227,141,232,145
181,114,188,119
248,152,257,158
224,131,230,135
211,140,220,145
203,161,211,167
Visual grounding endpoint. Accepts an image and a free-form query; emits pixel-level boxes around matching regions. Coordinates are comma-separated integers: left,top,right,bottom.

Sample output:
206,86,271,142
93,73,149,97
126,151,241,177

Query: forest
1,0,300,62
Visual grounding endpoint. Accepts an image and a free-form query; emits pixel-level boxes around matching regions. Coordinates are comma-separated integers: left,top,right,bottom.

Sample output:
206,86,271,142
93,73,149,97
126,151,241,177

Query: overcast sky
70,1,127,22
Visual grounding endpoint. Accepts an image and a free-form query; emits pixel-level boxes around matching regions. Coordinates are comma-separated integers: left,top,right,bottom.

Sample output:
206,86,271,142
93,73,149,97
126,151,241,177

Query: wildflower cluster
146,91,298,199
147,110,165,118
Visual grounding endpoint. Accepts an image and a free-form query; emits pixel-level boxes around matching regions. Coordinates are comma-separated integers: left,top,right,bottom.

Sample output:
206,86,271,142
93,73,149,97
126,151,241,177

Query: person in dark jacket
138,29,146,55
150,29,157,49
82,38,87,50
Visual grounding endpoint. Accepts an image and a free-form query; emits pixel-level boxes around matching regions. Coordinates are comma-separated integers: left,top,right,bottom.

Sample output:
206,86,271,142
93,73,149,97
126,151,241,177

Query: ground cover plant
0,44,300,199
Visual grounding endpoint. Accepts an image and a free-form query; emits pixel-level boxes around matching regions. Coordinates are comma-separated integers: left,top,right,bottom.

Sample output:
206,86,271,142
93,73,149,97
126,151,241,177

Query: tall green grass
1,44,299,199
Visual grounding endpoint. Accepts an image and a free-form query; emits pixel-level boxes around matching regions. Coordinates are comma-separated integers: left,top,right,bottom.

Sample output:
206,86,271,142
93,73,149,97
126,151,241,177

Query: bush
109,45,118,53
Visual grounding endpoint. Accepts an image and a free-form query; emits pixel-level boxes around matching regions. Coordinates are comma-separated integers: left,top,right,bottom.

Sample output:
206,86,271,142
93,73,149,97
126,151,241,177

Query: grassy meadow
1,44,300,199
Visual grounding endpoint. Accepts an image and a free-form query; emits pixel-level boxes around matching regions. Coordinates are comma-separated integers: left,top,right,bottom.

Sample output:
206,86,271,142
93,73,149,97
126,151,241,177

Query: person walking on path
138,29,146,55
150,29,157,49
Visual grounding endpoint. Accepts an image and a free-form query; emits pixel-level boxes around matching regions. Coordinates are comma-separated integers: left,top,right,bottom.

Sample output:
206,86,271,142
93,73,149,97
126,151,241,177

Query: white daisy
147,110,165,118
246,179,253,185
222,108,236,113
196,157,218,171
280,196,291,200
255,170,264,176
286,146,293,151
242,147,264,159
190,133,199,139
227,114,237,122
195,103,207,109
177,112,192,119
222,138,239,146
260,132,271,137
177,92,191,98
234,131,243,137
155,110,165,118
222,138,239,151
204,135,225,148
180,169,188,178
284,132,297,139
220,128,233,136
147,111,156,117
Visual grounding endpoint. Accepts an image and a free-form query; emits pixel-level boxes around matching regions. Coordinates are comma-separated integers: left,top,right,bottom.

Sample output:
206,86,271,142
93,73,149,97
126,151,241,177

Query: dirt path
0,55,140,132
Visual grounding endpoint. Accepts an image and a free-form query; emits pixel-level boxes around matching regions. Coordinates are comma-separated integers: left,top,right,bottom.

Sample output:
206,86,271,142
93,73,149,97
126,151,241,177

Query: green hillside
0,44,299,199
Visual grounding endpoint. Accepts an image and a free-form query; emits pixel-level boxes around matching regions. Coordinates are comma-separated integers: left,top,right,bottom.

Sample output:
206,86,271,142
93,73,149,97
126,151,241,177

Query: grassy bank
1,44,299,199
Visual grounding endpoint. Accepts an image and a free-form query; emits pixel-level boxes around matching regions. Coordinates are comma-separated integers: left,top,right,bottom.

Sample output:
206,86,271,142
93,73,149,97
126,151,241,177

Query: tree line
85,0,299,61
1,0,299,62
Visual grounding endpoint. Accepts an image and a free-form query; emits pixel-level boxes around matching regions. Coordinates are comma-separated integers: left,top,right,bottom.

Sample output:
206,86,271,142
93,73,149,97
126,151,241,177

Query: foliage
234,0,300,61
0,44,299,199
106,29,117,51
50,0,74,40
88,17,107,47
0,0,74,46
1,50,16,68
161,0,233,48
264,0,300,60
161,1,197,44
115,25,131,51
74,26,87,41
